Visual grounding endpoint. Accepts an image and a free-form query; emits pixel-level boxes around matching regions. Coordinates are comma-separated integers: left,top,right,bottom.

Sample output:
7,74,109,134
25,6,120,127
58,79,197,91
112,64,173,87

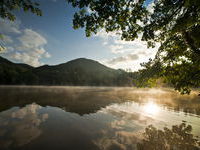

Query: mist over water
0,86,199,150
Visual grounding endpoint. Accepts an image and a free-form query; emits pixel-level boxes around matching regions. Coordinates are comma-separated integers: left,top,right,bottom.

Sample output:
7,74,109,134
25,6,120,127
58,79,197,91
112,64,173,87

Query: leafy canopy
0,0,42,21
0,0,42,51
67,0,200,94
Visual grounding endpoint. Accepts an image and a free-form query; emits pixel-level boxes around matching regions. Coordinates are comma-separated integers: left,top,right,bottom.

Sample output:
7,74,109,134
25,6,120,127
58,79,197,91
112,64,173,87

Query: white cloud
6,52,44,67
94,30,159,71
0,19,21,34
95,30,119,39
1,20,51,67
18,29,47,49
2,35,13,44
109,45,124,54
107,54,139,65
44,52,51,58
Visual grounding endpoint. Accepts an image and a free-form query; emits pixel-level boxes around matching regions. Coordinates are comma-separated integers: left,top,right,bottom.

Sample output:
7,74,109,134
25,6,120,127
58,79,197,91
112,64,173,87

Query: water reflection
137,123,200,150
94,130,139,150
94,102,200,150
0,86,199,115
0,86,199,150
143,101,160,116
0,101,199,150
0,103,48,149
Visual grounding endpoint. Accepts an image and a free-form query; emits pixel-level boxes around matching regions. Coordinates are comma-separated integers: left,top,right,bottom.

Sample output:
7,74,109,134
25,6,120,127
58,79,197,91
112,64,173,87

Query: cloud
95,30,156,55
44,52,51,58
94,29,159,71
2,35,13,44
18,29,47,49
109,45,124,54
107,54,139,65
1,19,51,67
6,51,45,67
95,30,119,39
0,19,21,34
101,49,158,71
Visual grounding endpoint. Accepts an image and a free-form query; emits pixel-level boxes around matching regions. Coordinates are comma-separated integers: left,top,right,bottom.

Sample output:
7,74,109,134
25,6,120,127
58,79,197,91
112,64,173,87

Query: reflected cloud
102,102,155,126
93,103,155,150
110,120,126,129
0,103,48,149
94,135,127,150
93,123,141,150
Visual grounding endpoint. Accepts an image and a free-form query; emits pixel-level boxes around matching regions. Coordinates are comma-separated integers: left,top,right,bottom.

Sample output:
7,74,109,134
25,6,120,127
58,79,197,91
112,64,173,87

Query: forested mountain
0,56,134,86
0,57,33,84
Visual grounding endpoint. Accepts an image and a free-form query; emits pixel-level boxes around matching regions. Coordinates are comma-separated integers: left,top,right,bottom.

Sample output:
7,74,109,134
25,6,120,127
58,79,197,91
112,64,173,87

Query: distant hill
0,56,33,84
0,56,134,86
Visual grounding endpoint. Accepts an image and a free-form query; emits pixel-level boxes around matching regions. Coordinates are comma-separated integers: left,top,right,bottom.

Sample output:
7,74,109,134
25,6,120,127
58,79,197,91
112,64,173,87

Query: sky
0,0,158,71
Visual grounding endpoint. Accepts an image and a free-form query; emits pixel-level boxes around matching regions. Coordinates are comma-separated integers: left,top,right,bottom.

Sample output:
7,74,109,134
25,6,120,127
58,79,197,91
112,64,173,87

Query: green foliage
67,0,147,38
0,0,42,21
67,0,200,94
137,123,200,150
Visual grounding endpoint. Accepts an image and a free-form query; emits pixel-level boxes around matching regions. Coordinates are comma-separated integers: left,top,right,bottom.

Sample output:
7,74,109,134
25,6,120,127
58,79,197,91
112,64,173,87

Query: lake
0,86,199,150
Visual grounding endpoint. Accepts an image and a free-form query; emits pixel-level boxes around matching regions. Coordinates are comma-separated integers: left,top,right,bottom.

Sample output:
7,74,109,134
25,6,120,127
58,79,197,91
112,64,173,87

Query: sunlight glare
143,101,160,115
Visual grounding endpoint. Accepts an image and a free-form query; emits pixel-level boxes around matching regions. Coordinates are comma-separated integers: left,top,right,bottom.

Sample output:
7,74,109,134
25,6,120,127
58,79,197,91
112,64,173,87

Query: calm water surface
0,86,199,150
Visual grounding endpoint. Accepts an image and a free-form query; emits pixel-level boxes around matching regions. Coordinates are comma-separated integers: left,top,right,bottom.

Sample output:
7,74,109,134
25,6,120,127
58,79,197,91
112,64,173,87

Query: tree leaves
0,0,42,21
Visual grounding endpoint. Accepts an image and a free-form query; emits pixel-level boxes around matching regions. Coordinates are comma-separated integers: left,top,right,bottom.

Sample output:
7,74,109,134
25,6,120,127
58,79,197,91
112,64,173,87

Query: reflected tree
137,123,200,150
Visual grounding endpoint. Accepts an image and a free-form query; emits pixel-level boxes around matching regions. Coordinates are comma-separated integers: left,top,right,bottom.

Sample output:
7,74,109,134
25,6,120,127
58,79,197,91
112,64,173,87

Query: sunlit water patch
143,101,160,115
